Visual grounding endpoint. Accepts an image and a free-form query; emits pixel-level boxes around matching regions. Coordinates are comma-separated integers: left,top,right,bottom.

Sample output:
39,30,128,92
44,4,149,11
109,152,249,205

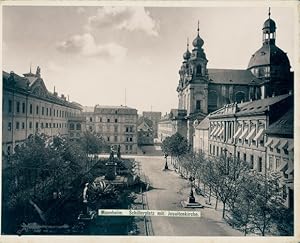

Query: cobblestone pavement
134,155,243,236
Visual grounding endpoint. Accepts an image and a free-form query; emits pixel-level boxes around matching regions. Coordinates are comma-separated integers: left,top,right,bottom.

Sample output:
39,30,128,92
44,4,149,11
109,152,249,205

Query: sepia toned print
1,4,296,237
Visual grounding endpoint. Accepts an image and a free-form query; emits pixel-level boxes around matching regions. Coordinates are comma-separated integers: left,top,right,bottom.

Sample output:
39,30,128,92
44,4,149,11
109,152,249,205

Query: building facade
2,67,83,162
142,111,161,138
83,105,138,154
207,94,293,175
137,117,154,146
265,108,294,208
193,116,209,155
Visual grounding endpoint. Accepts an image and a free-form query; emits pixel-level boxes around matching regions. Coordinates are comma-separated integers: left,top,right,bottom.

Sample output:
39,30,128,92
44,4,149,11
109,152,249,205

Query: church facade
158,11,293,146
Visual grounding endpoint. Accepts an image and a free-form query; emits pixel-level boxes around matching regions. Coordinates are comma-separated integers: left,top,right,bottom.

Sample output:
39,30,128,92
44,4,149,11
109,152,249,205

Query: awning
210,127,217,136
278,160,288,172
239,128,248,140
287,142,294,152
246,128,256,140
254,128,265,141
278,140,288,150
217,127,224,137
265,138,273,147
213,127,221,137
233,127,242,139
285,166,294,175
271,139,280,149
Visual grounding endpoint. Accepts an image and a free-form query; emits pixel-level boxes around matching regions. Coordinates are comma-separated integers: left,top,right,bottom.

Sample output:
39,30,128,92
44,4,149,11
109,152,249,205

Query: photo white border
0,0,299,242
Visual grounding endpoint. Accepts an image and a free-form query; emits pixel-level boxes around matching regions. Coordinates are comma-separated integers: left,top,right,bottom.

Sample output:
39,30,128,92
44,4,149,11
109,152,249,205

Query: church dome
263,18,276,32
247,44,290,69
192,34,204,48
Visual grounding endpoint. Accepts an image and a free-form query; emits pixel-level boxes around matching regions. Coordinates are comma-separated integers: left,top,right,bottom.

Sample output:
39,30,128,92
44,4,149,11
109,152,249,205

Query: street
134,155,243,236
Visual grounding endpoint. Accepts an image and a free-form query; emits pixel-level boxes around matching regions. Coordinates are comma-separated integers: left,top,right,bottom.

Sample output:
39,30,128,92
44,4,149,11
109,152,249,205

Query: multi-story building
142,111,161,138
193,116,209,155
207,94,293,174
137,117,154,146
159,11,293,146
2,67,83,163
158,109,187,142
265,108,294,208
83,105,138,154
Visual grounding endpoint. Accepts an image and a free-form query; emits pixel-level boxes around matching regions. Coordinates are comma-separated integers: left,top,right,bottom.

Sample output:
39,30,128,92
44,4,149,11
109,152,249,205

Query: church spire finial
268,7,271,18
197,20,200,34
187,37,189,50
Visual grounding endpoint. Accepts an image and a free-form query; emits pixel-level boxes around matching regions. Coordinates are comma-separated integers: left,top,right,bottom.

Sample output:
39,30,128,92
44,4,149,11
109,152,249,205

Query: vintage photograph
1,2,296,237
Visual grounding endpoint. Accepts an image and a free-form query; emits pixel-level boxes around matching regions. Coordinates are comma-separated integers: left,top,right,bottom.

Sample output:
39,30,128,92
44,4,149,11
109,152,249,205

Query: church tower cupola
192,21,204,48
262,8,276,45
183,38,191,60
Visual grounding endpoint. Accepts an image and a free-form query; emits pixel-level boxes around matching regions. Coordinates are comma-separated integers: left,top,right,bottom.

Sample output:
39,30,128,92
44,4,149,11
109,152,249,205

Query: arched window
208,91,218,112
235,91,246,103
76,123,81,130
70,123,75,130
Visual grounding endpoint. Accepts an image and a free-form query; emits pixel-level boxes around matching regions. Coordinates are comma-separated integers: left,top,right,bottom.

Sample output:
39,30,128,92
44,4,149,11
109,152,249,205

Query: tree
202,154,248,218
230,171,290,236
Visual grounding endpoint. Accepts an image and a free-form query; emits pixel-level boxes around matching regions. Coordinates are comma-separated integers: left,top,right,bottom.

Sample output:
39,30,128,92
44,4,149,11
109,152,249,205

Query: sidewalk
169,163,244,236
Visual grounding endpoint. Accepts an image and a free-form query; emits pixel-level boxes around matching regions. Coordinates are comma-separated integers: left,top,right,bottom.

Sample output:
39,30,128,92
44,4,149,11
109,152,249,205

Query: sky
2,5,296,114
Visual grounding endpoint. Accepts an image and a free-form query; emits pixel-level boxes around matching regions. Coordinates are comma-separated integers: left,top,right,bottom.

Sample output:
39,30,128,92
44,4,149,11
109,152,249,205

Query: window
196,100,201,111
216,146,219,156
237,151,240,160
57,110,59,117
250,155,254,169
107,118,110,123
53,109,55,116
276,148,280,154
35,122,38,129
42,107,44,115
269,156,274,171
284,149,289,155
129,145,133,150
114,136,118,142
70,123,75,130
129,137,133,142
41,123,44,129
22,102,25,113
22,122,25,129
36,106,39,115
29,104,33,114
213,145,215,155
8,100,12,113
89,117,93,122
115,118,118,123
50,108,52,116
89,126,93,132
129,126,133,132
8,122,12,131
126,127,129,132
100,117,102,122
107,136,110,142
243,153,246,162
49,123,51,128
60,110,62,117
16,102,20,113
46,123,48,128
76,123,81,130
16,121,20,130
258,157,262,172
114,125,118,133
29,122,32,129
53,123,55,128
46,108,49,116
275,158,280,169
7,146,11,156
196,64,202,75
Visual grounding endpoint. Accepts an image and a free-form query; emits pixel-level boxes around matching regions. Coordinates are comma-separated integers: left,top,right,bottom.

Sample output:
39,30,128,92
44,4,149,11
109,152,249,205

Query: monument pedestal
181,188,204,208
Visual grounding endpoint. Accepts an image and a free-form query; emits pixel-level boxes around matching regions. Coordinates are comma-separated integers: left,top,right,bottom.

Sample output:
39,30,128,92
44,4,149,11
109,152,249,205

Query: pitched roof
209,93,291,118
138,117,153,128
266,108,293,137
195,116,209,130
208,68,262,85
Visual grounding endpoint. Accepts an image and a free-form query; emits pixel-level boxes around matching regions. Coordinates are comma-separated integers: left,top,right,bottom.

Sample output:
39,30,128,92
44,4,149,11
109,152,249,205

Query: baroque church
160,10,293,146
